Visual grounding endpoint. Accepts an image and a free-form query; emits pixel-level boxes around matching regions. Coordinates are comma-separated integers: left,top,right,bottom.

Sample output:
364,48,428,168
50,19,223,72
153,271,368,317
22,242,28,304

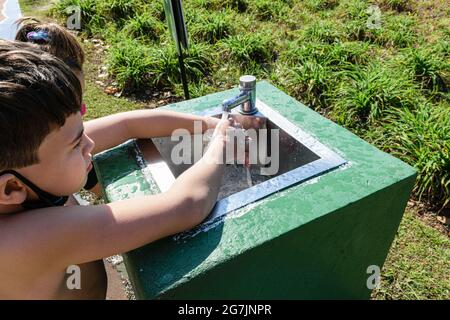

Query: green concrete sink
93,81,416,299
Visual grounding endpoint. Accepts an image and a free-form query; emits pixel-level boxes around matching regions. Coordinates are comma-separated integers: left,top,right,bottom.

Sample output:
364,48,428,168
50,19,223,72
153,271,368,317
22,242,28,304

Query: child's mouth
86,162,93,172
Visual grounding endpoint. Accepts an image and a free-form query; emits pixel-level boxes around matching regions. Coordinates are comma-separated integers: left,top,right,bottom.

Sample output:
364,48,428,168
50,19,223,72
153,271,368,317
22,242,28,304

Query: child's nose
84,134,95,155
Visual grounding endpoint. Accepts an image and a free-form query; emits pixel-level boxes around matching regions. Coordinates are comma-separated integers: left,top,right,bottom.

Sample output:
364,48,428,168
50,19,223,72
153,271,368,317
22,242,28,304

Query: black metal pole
178,48,190,100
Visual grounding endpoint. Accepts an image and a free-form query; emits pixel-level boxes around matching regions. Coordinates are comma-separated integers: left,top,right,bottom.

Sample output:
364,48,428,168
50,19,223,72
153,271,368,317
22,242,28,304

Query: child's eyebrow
69,128,84,146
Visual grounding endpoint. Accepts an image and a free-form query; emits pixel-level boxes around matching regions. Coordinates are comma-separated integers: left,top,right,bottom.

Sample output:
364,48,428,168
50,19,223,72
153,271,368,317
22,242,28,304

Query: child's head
15,18,86,99
15,18,85,71
0,41,94,208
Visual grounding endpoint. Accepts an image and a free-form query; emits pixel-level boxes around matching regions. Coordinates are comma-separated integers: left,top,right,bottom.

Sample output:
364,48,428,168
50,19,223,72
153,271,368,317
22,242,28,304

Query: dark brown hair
0,41,82,171
15,18,85,71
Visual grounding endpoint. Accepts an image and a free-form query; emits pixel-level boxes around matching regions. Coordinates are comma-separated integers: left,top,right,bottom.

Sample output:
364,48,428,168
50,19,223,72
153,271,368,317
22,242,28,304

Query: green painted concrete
94,81,416,299
94,140,160,201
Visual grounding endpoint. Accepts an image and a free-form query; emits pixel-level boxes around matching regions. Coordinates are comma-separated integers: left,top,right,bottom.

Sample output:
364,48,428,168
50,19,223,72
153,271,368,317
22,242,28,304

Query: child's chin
75,176,88,192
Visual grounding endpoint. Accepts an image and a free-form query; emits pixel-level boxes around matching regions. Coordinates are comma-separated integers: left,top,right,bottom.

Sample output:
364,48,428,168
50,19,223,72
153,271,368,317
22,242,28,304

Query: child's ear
0,174,28,205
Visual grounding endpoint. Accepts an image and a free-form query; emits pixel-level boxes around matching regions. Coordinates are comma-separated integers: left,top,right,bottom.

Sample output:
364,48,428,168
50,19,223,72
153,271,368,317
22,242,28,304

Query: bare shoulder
0,194,85,272
0,205,107,299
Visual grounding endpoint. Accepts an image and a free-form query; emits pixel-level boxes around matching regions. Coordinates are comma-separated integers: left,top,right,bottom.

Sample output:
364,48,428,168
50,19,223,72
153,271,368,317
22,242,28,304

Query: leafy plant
299,19,344,44
250,0,289,21
98,0,140,20
401,47,449,93
369,103,450,209
378,14,417,48
107,38,154,89
188,0,248,12
189,10,235,44
153,43,214,88
220,33,276,68
107,39,214,91
175,81,216,99
342,0,381,43
304,0,339,11
278,41,371,108
122,12,164,41
52,0,101,35
280,59,335,108
381,0,410,12
221,0,248,12
331,62,418,127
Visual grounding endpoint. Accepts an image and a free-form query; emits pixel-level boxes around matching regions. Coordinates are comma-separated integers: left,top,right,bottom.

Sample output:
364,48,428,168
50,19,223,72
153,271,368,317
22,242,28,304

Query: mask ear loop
0,170,68,208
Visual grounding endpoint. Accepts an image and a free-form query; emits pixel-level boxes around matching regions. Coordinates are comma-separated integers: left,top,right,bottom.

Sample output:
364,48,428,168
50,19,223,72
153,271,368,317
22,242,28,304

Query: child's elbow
180,187,213,227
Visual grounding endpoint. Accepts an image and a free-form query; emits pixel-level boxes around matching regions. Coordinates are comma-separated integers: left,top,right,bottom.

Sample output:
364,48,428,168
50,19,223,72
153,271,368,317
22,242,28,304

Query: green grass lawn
372,210,449,299
18,0,449,300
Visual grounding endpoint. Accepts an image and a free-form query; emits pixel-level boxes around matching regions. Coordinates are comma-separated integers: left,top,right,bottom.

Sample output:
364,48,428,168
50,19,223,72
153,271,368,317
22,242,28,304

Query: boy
0,41,240,299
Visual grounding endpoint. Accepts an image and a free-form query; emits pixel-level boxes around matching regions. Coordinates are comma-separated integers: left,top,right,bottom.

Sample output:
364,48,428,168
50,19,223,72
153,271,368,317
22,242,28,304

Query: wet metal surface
137,99,347,231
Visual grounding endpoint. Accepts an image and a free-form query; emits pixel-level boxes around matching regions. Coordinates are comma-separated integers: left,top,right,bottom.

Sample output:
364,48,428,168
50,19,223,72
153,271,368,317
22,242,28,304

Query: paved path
0,0,22,40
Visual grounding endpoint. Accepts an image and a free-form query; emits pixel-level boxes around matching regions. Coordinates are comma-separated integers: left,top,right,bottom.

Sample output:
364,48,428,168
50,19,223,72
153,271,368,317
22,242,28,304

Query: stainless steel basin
135,99,347,232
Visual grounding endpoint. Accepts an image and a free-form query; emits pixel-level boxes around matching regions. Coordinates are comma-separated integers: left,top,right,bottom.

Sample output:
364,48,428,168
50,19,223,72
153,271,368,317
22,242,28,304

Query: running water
222,109,253,187
221,110,229,120
245,166,253,187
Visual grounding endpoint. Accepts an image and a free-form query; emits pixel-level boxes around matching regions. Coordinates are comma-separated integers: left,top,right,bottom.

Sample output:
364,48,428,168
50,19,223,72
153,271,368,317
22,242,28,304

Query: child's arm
0,120,230,275
84,109,220,155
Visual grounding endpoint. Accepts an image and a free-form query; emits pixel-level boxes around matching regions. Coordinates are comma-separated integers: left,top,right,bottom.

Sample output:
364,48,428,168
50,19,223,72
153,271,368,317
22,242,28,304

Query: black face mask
0,170,68,209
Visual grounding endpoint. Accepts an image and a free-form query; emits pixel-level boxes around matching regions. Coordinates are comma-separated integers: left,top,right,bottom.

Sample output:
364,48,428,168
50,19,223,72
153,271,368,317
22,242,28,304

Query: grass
331,61,418,127
367,103,450,209
379,14,417,48
278,55,335,109
372,210,450,300
189,9,236,44
106,38,154,89
121,12,164,41
250,0,289,21
379,0,410,12
81,42,147,119
82,79,144,120
275,40,372,109
97,0,138,20
52,0,98,33
219,32,276,69
401,46,450,94
298,19,345,44
107,38,214,91
304,0,339,11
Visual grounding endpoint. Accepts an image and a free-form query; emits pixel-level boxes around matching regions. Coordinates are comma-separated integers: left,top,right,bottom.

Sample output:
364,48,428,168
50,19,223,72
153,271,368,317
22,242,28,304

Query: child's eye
74,140,82,149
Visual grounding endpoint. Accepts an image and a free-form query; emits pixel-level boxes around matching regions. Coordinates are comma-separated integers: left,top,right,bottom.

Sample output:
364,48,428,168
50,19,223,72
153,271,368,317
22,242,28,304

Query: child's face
18,112,95,197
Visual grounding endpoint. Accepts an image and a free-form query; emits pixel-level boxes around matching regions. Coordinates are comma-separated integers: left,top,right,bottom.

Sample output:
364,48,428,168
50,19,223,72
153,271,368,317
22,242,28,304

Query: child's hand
205,114,266,131
229,114,266,131
211,116,255,167
211,116,233,141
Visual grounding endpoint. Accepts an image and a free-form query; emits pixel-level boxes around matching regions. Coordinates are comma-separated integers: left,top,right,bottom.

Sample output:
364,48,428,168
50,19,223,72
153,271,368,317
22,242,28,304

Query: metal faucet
222,75,258,115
